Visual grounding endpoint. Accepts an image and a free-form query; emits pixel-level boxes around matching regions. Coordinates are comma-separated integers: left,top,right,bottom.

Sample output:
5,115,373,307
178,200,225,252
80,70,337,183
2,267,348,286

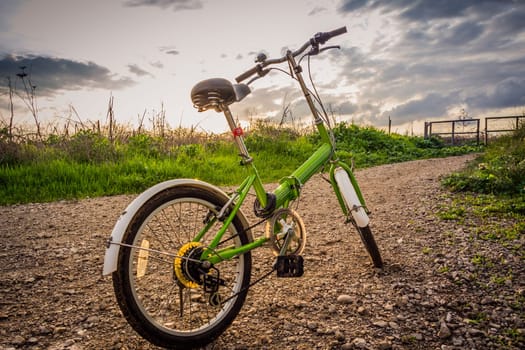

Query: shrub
443,124,525,195
66,130,117,163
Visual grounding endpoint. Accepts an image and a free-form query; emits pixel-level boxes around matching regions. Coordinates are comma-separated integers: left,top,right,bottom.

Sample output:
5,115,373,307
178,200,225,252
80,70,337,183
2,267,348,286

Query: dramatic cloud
467,78,525,109
123,0,203,11
334,0,525,125
389,92,460,121
0,55,134,96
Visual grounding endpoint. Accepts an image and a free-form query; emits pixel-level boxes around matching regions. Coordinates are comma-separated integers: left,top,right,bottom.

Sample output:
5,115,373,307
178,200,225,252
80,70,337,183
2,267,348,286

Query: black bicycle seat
191,78,236,112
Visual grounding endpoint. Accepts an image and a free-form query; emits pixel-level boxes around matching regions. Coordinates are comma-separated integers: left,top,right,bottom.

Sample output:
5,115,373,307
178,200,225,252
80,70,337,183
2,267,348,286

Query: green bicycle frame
200,50,368,264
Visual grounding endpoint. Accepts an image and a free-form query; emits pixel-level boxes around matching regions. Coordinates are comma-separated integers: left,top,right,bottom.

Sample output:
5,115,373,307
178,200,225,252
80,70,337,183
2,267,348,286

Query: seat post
221,104,252,164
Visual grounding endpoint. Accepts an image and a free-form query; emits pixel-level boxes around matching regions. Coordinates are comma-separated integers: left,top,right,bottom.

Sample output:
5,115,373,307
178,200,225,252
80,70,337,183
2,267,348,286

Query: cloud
123,0,203,11
332,0,525,126
150,61,164,69
440,21,484,46
399,1,477,21
308,6,328,16
491,7,525,36
338,0,370,12
0,54,134,96
338,0,514,22
128,64,153,77
388,92,460,122
467,78,525,109
160,46,180,55
329,100,359,116
233,84,300,121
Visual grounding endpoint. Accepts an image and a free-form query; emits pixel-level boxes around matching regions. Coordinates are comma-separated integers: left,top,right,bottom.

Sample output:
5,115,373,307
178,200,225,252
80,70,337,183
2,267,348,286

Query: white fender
102,179,252,276
334,168,370,228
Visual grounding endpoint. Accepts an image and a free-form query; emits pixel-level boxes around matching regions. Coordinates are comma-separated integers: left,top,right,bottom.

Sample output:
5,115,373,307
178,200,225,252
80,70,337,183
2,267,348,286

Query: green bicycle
103,26,382,349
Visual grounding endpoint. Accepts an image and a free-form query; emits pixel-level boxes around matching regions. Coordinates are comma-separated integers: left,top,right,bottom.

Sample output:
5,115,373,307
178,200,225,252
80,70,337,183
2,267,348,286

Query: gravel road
1,154,523,349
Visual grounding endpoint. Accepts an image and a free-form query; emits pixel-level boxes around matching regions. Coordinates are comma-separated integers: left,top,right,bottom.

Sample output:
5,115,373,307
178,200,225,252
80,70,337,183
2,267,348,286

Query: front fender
102,179,252,275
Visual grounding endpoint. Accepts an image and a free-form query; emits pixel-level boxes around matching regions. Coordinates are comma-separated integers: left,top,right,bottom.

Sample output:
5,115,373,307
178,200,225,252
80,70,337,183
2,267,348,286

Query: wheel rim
127,196,246,335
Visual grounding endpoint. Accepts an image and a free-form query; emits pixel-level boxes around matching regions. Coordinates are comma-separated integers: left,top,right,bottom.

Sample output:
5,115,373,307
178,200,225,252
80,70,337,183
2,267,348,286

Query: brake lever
307,44,340,57
307,43,320,56
318,45,341,53
246,68,270,85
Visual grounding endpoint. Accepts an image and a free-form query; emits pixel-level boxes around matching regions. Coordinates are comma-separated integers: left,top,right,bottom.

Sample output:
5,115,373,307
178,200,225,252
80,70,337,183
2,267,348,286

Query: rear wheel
355,225,383,268
112,186,251,349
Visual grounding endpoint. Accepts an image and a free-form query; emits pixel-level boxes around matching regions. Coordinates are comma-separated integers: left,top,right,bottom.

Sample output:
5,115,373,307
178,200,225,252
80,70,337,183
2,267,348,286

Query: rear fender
102,179,252,275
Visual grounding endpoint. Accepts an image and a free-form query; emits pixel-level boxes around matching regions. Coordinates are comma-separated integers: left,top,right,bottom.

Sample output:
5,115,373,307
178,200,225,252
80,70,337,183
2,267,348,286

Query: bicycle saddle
191,78,251,112
191,78,236,112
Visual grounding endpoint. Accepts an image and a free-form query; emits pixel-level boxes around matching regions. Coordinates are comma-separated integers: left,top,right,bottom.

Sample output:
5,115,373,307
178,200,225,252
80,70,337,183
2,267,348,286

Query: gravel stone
336,294,354,304
438,322,452,339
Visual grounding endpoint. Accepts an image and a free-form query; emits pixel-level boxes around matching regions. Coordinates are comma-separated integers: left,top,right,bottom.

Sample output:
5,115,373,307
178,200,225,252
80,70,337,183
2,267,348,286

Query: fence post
484,118,488,145
475,119,478,145
451,121,455,145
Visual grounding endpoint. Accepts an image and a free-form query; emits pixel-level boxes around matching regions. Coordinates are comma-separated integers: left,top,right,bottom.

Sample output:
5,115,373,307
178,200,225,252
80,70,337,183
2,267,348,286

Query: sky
1,0,524,136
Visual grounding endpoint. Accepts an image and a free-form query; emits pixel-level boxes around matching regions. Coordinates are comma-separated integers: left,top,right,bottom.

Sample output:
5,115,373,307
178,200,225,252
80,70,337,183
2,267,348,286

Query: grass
440,124,525,249
442,123,525,195
0,122,482,205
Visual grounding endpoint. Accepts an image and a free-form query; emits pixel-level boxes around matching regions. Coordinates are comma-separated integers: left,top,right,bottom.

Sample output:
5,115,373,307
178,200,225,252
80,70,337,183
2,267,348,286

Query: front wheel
112,186,252,349
355,225,383,268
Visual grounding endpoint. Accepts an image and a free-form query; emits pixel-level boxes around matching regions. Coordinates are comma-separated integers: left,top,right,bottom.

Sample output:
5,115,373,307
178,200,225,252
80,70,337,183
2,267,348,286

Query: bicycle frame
199,51,368,264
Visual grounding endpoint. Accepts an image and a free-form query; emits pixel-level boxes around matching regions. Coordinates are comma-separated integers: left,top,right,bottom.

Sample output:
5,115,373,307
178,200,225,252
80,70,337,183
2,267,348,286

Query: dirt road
1,154,523,349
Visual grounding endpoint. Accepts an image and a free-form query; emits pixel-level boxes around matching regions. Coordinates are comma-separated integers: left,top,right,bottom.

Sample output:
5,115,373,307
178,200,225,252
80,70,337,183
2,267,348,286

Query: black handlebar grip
327,26,347,39
316,26,348,44
235,65,259,83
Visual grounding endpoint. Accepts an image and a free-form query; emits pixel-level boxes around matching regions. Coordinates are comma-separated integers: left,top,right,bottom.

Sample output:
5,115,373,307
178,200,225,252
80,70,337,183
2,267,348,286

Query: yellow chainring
174,242,202,289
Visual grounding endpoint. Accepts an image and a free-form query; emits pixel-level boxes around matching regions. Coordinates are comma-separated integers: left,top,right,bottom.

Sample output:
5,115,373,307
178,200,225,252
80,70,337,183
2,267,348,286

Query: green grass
442,123,525,195
0,123,481,205
324,123,481,168
441,124,525,248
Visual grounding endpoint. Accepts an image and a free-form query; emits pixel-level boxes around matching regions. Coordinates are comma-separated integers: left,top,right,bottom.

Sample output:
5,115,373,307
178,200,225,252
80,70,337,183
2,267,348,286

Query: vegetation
328,123,479,168
440,122,524,226
443,123,525,195
1,121,481,205
441,122,524,224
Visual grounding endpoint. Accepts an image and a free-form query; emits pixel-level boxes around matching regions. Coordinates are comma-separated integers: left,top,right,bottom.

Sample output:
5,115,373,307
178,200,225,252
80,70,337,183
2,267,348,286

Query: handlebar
235,26,347,83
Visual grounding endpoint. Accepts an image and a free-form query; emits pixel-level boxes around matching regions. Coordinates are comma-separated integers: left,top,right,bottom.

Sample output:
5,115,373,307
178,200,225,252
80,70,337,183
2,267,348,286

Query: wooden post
451,121,455,145
485,117,488,145
476,119,480,145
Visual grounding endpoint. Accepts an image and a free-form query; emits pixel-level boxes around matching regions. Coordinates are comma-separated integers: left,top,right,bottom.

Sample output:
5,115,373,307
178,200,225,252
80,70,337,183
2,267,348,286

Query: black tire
355,225,383,268
112,186,252,349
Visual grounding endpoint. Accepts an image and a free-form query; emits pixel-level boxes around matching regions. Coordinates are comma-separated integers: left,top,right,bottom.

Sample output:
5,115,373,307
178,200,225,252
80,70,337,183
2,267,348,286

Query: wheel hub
174,242,204,289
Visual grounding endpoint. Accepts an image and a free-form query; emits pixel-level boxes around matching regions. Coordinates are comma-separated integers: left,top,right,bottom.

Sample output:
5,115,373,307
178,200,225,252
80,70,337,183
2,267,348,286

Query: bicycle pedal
275,255,304,277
